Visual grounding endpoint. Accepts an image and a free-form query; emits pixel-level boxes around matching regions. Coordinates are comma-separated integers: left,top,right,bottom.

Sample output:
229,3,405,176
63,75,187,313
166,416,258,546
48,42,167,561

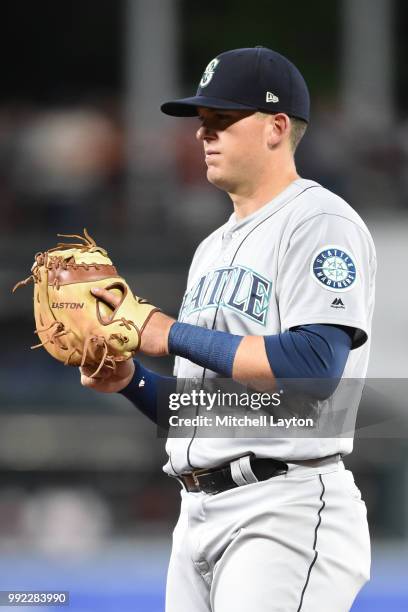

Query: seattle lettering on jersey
179,265,272,325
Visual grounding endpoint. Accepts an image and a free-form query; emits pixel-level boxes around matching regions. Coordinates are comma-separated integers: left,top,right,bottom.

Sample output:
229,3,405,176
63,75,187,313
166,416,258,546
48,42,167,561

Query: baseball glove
13,229,159,377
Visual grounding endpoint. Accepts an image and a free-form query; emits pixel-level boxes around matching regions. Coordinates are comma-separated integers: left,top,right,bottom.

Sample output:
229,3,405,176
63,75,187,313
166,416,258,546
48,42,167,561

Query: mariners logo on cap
311,246,357,292
199,58,220,88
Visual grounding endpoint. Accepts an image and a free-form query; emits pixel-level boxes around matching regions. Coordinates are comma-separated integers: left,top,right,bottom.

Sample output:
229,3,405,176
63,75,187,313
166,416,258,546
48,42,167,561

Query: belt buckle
190,466,211,488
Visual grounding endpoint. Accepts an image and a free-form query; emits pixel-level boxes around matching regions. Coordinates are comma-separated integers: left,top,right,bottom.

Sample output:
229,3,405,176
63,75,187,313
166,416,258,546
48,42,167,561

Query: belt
177,455,288,495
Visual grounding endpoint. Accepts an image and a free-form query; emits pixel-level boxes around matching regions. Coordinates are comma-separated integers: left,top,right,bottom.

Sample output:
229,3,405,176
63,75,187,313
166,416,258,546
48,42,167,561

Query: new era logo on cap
266,91,279,103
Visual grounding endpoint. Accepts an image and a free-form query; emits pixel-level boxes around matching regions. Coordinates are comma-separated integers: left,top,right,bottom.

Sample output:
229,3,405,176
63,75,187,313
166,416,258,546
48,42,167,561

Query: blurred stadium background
0,1,407,610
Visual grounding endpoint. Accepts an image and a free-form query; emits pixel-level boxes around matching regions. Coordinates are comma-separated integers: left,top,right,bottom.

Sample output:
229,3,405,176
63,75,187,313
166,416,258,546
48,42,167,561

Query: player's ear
266,113,290,149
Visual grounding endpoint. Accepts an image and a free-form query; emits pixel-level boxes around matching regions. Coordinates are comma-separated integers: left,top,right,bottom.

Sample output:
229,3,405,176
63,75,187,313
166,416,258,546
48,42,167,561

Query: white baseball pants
165,458,370,612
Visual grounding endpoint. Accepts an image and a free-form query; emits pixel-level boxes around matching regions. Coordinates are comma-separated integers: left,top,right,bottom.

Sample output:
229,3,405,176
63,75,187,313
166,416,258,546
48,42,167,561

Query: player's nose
196,125,217,141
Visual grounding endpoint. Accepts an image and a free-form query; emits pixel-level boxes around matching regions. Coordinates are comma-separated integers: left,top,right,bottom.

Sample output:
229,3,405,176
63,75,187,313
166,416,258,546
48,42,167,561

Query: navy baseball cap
161,46,310,122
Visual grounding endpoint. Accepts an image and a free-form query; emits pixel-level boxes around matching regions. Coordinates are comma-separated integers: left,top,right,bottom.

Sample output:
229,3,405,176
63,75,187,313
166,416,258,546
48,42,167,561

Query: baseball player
81,47,376,611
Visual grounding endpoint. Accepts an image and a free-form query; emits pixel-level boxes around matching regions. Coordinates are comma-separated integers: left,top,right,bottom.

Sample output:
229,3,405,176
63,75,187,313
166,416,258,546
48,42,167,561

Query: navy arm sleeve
264,324,353,398
119,361,176,424
169,320,353,385
122,325,353,417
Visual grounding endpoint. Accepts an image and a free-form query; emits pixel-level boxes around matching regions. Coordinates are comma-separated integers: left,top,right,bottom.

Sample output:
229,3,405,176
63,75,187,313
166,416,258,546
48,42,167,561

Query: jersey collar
225,179,320,235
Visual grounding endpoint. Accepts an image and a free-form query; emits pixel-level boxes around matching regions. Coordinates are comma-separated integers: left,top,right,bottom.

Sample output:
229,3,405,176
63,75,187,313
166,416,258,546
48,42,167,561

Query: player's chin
206,168,233,191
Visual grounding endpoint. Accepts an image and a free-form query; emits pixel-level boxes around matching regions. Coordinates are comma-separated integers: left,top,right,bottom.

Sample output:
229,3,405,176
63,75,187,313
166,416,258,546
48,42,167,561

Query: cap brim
160,95,256,116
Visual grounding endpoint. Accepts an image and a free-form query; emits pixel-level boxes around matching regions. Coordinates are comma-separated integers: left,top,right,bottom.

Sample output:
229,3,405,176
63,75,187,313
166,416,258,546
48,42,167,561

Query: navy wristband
168,322,244,377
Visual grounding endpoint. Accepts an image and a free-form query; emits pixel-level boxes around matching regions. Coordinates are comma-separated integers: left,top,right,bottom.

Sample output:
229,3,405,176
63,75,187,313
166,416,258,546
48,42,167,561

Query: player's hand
80,358,135,393
91,287,175,357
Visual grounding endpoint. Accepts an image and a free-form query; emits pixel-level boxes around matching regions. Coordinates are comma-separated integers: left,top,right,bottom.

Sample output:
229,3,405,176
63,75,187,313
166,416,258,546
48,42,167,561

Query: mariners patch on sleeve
311,246,357,292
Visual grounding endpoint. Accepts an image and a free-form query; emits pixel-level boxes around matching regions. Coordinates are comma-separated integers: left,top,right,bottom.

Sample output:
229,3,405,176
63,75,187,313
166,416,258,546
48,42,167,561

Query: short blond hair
257,112,307,153
289,117,307,152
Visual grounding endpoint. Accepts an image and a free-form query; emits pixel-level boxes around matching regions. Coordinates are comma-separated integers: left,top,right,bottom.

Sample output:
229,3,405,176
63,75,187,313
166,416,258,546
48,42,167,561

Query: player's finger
81,374,97,386
91,287,121,308
79,365,112,379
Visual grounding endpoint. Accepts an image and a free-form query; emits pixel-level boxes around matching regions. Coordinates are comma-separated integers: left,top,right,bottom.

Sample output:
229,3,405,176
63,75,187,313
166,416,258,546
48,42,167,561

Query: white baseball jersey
164,179,376,475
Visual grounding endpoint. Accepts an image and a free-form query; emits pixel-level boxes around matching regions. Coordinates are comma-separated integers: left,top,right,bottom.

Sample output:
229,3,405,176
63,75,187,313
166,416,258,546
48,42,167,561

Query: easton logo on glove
51,302,85,309
13,229,159,377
